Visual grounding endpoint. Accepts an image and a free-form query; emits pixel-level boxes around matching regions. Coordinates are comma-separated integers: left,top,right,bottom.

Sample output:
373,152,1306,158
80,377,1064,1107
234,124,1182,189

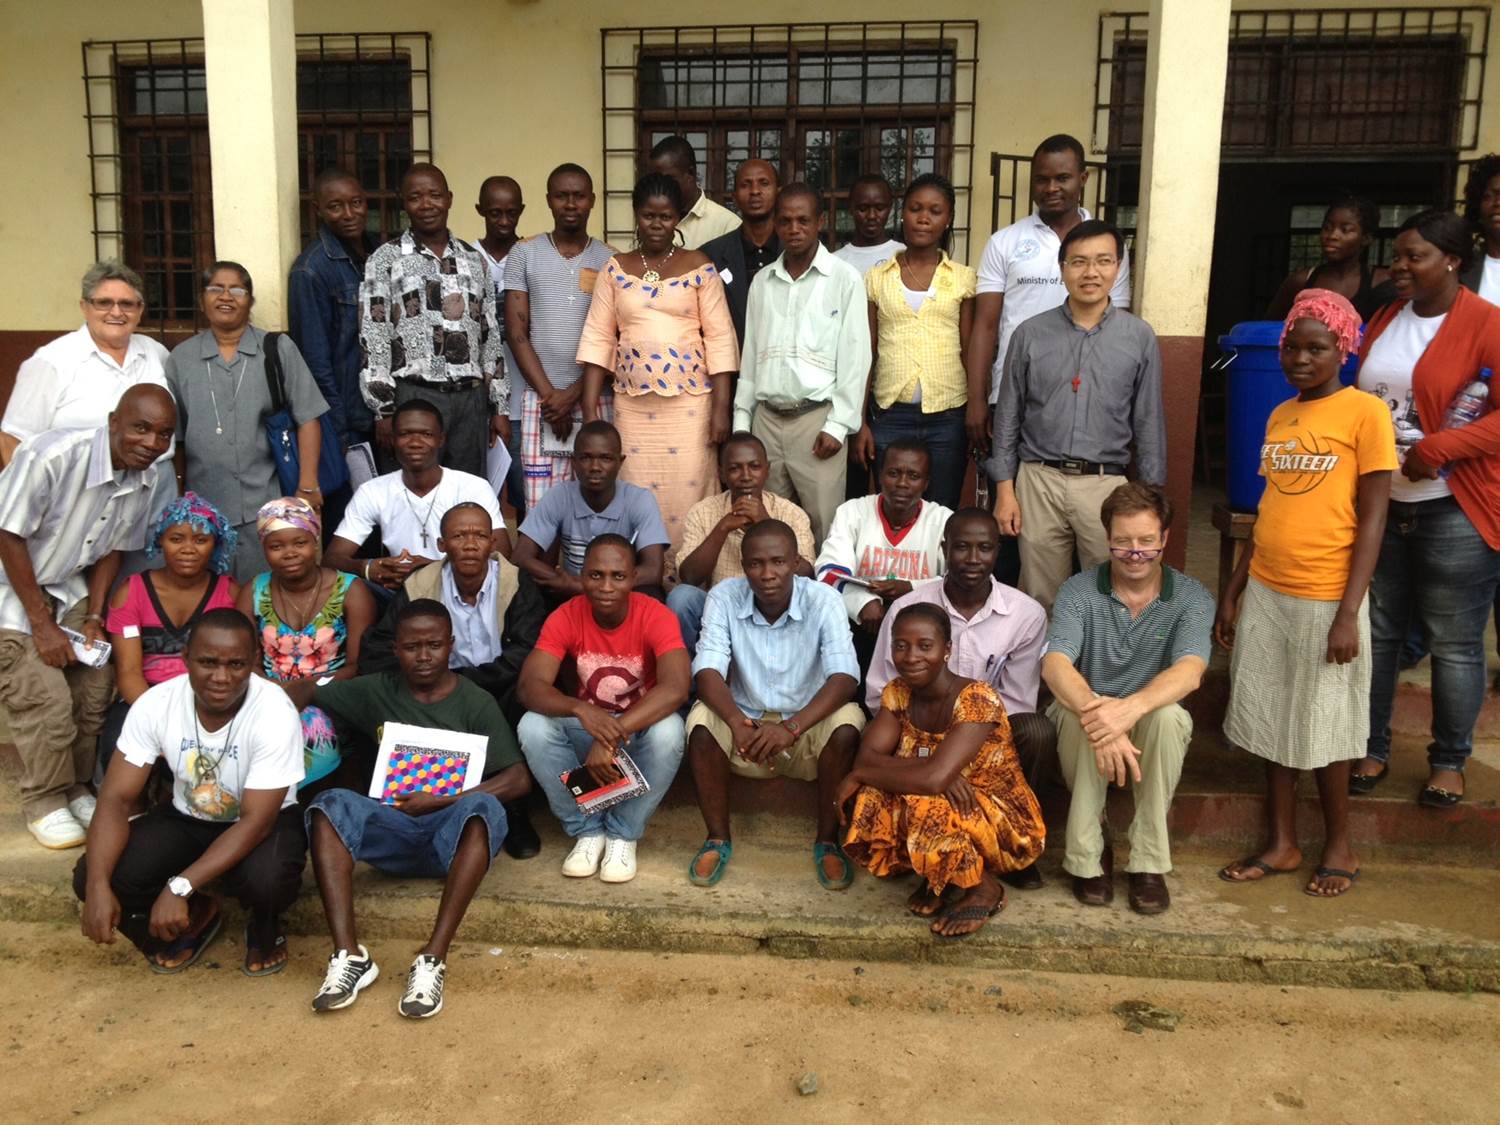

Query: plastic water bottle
1437,367,1491,478
1442,367,1492,430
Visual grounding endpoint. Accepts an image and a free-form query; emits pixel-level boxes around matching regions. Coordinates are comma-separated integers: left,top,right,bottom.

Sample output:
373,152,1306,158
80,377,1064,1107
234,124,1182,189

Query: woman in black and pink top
99,493,239,777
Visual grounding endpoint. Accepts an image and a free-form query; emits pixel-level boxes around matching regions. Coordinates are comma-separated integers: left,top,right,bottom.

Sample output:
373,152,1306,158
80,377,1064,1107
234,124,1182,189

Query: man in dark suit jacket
702,159,782,347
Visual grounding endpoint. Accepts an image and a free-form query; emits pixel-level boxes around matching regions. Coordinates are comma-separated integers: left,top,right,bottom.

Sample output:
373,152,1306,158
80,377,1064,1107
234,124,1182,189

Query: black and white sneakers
399,954,446,1019
311,945,380,1012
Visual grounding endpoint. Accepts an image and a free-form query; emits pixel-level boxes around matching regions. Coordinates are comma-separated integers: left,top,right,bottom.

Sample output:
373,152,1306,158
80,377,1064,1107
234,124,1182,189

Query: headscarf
1280,287,1362,363
145,491,236,576
256,496,321,541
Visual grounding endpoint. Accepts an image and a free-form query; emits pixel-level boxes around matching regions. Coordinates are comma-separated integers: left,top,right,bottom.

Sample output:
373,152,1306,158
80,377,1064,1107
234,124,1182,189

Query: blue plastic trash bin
1216,320,1360,512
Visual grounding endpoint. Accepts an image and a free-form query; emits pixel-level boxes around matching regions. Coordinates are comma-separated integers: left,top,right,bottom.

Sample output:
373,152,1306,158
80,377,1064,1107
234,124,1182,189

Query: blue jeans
517,712,685,840
869,402,968,510
1368,496,1500,772
306,788,507,878
667,583,708,658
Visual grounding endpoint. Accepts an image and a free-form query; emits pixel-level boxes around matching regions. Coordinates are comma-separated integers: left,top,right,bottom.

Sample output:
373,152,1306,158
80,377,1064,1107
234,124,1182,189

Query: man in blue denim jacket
289,169,383,450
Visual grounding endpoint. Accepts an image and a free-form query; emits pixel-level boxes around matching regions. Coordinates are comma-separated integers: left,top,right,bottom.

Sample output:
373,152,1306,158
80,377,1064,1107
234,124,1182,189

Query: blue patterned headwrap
145,490,237,576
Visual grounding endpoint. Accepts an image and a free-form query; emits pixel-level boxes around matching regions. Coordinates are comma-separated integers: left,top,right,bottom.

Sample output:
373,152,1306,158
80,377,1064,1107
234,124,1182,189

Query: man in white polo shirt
966,134,1132,583
324,397,501,596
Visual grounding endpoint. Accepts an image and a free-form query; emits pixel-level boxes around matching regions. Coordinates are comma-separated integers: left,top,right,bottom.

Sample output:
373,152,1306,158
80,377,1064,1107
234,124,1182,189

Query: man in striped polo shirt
1041,482,1213,916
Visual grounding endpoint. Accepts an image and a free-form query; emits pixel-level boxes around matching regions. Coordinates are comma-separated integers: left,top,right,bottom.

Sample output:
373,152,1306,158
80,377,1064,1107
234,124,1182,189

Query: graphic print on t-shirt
1369,382,1425,460
1260,428,1341,495
576,651,648,712
178,735,241,821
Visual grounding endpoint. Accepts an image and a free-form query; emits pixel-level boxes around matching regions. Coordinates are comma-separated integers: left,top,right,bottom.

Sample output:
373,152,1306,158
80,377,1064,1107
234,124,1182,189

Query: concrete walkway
6,795,1497,995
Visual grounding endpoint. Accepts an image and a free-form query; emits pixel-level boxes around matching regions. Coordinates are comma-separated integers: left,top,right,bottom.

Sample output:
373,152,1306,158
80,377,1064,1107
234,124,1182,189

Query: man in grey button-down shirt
986,219,1165,611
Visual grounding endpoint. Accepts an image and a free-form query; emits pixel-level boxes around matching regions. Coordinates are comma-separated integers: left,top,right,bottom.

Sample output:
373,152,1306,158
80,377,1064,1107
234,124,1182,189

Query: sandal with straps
813,841,855,891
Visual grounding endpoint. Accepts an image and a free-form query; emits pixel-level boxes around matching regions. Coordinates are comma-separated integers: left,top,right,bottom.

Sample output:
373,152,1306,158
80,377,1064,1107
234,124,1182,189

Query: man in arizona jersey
814,440,953,638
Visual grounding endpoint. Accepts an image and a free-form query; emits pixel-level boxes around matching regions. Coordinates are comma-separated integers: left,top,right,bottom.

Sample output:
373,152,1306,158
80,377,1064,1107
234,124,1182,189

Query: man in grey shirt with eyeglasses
985,218,1164,612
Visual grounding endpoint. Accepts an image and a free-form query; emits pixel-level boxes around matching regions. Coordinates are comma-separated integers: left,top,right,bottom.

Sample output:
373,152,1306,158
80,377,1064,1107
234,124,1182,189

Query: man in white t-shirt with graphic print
75,608,307,976
325,397,503,596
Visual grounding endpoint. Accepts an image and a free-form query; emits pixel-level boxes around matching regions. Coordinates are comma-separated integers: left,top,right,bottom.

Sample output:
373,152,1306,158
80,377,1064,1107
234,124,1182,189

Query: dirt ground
2,920,1495,1123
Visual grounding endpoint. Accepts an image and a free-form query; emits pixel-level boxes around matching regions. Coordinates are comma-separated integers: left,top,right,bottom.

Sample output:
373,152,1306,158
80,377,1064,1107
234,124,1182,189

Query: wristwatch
781,717,802,736
167,875,193,898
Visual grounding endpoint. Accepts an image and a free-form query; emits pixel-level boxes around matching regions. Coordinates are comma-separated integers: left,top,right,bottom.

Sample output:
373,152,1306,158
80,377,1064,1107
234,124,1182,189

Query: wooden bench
1211,502,1256,600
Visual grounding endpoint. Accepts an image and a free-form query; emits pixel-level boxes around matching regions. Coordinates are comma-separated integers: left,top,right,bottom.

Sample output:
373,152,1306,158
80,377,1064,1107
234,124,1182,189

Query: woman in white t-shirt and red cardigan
1351,209,1500,809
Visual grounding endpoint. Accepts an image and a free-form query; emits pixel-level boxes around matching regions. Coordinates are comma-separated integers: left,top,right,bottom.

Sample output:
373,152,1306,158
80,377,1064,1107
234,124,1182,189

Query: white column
1134,0,1232,336
201,0,300,329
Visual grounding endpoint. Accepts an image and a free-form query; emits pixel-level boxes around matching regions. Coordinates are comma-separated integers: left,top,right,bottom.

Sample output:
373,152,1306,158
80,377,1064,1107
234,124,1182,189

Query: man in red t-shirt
518,534,690,883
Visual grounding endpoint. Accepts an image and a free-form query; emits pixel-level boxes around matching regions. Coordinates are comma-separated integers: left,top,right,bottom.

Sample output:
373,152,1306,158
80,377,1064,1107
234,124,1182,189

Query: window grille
82,32,432,330
601,22,978,257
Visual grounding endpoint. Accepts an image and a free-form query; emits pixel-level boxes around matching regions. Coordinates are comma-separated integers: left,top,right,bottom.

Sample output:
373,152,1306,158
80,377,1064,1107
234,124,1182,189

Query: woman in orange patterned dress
839,603,1045,939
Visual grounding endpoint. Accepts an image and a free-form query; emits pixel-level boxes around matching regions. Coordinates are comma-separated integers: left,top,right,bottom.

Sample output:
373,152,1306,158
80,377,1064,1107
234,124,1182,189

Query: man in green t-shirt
304,598,530,1020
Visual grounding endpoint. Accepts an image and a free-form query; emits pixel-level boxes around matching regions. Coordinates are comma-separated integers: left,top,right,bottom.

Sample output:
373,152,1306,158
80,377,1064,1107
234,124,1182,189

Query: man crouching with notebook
301,599,531,1019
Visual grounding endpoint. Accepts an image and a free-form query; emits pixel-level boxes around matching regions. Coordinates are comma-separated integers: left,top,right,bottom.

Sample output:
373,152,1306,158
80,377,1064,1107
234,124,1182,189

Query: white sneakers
561,834,606,877
28,807,86,850
599,838,637,883
68,794,97,828
561,835,637,881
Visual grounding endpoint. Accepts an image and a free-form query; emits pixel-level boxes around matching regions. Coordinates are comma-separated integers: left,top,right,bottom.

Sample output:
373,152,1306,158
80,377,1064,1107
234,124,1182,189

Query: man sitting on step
304,598,532,1019
685,519,865,889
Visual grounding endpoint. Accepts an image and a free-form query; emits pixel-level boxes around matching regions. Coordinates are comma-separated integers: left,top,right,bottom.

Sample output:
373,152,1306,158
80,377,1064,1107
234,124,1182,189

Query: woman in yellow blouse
578,173,739,561
855,173,976,509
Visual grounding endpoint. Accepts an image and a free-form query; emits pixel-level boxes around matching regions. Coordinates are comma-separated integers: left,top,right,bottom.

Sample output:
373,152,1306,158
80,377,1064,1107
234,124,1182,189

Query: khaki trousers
0,600,117,820
1015,462,1126,612
1049,699,1191,878
752,401,846,548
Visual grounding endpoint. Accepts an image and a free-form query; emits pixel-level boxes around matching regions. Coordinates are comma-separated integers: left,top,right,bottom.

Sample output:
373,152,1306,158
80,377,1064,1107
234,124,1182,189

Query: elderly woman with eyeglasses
164,261,330,582
0,261,171,466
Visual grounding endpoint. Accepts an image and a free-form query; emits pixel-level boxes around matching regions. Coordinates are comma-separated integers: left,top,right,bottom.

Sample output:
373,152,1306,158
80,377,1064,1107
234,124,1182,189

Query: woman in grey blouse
165,262,329,582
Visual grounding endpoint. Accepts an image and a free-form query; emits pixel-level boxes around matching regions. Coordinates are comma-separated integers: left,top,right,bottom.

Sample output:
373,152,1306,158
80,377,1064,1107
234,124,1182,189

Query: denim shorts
306,788,508,878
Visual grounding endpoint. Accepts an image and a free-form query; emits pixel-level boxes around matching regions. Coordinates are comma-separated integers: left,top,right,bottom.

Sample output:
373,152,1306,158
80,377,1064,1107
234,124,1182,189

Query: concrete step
3,805,1496,994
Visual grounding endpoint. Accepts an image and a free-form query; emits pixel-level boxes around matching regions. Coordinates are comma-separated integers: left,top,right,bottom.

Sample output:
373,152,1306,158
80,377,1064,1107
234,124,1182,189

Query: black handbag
262,331,350,497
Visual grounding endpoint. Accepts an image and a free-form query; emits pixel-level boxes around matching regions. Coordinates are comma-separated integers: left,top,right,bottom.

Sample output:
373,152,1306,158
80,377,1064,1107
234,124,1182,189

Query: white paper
486,439,513,495
345,442,378,492
369,721,487,804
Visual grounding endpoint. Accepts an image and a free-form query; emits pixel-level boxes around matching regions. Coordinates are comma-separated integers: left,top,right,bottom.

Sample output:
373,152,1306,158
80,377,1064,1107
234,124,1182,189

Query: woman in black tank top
1266,194,1394,323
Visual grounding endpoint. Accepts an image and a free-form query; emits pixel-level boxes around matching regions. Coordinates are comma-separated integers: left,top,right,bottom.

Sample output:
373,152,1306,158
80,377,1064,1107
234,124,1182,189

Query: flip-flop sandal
1218,857,1300,883
1418,785,1463,809
906,884,950,917
1348,764,1389,795
932,889,1007,942
243,922,289,977
146,906,222,975
1303,866,1360,898
687,839,733,887
814,841,855,891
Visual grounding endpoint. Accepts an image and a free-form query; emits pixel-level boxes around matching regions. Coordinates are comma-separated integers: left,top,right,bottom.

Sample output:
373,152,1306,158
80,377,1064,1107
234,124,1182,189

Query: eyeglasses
205,285,250,299
86,298,144,312
1063,255,1119,271
1109,545,1164,561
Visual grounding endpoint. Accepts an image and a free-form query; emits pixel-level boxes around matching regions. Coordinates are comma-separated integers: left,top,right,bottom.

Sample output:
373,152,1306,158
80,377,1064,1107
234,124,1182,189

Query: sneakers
599,838,637,883
399,954,445,1019
68,794,98,828
311,945,380,1012
27,807,86,850
561,833,607,877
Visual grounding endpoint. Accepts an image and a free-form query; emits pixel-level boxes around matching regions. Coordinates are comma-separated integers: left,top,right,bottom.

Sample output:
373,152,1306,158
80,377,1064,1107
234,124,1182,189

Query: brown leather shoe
1128,872,1170,915
1071,846,1113,906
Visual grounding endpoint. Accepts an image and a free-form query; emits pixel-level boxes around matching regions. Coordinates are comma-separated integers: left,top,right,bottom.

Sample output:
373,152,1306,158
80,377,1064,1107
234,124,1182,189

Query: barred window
84,33,432,330
602,23,977,256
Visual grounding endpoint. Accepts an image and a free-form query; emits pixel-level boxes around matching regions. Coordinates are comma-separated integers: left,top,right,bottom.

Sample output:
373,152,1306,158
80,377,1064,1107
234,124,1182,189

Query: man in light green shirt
732,184,871,545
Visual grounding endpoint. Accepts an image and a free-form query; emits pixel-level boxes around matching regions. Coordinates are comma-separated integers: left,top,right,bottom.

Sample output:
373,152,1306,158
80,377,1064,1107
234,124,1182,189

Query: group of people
2,130,1496,1022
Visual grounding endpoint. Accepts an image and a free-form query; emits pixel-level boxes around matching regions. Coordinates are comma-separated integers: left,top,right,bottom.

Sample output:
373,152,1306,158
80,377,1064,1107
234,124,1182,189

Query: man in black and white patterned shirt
359,163,508,477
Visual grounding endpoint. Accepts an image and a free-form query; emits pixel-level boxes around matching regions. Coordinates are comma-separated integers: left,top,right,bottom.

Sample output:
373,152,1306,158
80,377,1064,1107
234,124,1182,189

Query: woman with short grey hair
0,260,170,465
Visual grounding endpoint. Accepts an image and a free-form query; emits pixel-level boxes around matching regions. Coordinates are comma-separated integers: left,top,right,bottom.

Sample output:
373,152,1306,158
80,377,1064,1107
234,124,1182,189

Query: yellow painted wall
3,0,1497,330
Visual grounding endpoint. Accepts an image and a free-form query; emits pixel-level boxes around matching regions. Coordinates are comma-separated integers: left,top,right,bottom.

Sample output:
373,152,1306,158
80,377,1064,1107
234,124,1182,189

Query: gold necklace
640,246,676,285
274,572,325,630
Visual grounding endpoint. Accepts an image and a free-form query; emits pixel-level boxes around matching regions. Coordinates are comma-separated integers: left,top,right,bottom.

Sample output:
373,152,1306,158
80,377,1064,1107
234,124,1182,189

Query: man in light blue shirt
685,519,865,890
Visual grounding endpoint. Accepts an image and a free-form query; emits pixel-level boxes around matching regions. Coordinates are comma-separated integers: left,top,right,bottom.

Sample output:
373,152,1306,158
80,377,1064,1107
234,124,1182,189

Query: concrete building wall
6,0,1493,333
